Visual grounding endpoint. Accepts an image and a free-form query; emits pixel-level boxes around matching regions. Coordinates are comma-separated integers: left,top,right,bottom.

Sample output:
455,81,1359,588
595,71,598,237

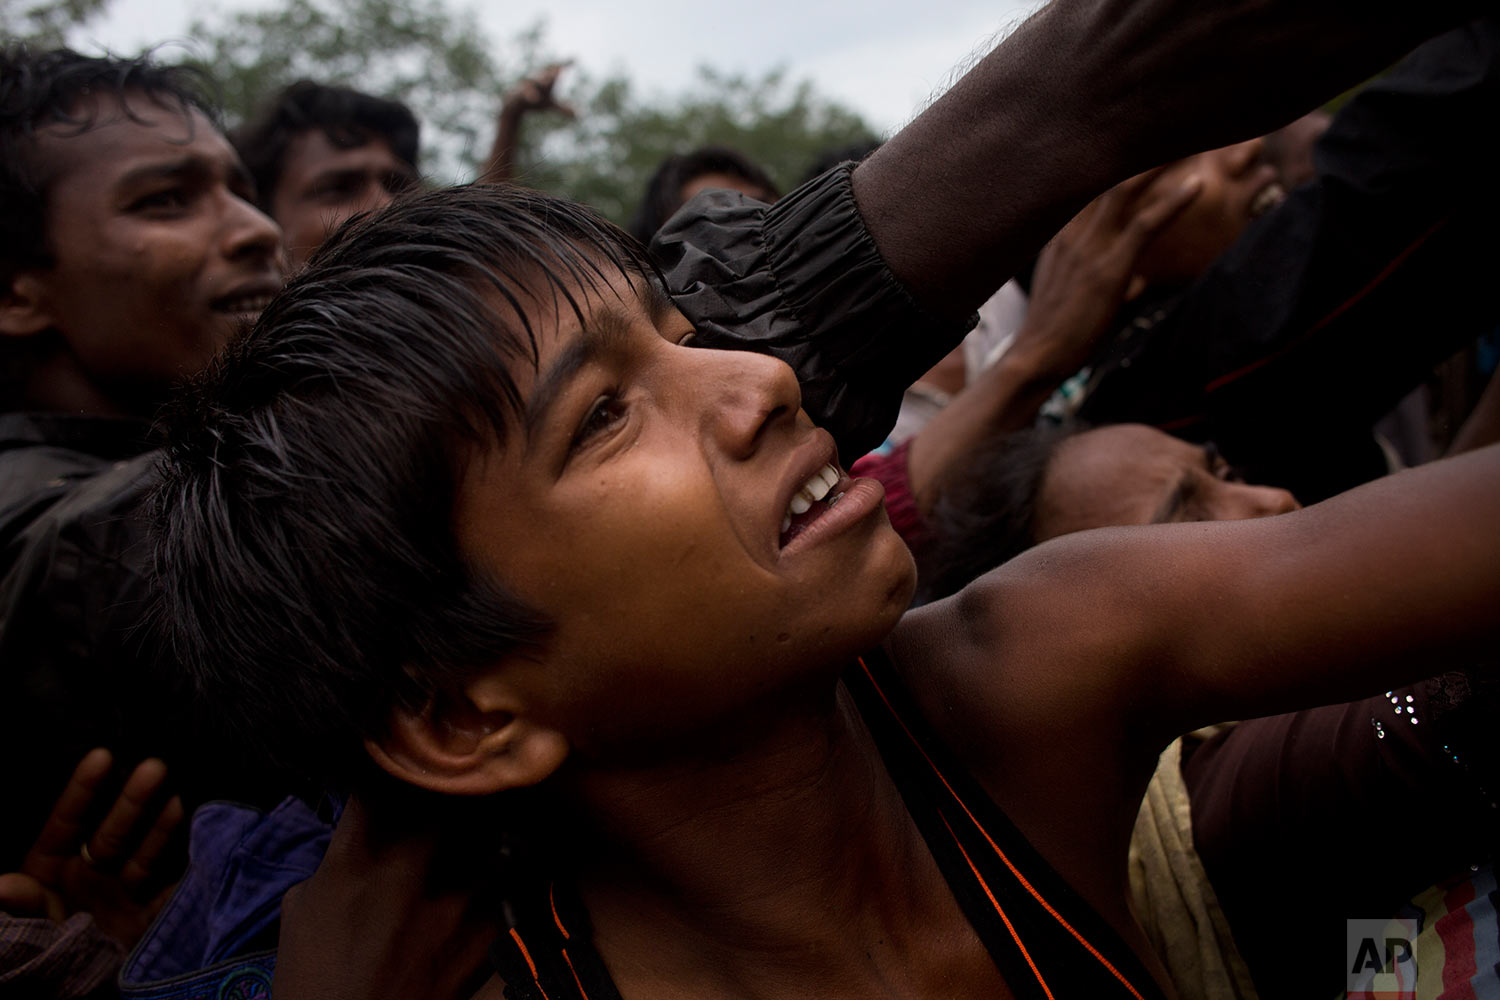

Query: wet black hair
152,184,659,786
917,423,1082,603
0,45,216,282
628,145,779,245
231,80,420,213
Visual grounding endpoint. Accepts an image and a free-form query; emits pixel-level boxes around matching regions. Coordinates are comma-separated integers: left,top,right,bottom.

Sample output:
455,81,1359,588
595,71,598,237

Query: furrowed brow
1151,475,1192,524
523,304,635,444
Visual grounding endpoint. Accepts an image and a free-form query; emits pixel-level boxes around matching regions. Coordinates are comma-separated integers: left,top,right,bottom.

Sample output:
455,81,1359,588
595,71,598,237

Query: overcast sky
71,0,1044,136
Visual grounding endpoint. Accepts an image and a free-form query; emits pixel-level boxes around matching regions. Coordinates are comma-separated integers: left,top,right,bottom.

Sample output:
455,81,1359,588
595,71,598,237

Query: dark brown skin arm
478,63,575,187
916,443,1500,774
852,0,1482,322
891,443,1499,925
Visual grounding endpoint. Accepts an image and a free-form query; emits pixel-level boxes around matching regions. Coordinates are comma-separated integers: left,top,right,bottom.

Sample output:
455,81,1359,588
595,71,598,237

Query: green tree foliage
183,0,876,222
7,0,878,225
0,0,111,47
184,0,511,182
518,65,878,226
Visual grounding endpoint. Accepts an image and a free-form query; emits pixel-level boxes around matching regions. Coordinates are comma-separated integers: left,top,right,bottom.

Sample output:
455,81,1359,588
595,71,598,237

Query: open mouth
780,462,846,547
211,292,277,316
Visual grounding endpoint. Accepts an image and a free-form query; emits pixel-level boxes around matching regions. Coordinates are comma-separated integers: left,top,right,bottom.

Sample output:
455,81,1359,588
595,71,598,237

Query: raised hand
1013,165,1204,380
481,61,578,185
502,61,577,120
0,748,184,947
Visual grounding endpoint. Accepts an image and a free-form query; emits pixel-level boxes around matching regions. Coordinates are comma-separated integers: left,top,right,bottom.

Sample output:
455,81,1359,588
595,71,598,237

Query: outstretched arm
853,0,1482,322
890,444,1497,901
928,443,1500,764
660,0,1482,459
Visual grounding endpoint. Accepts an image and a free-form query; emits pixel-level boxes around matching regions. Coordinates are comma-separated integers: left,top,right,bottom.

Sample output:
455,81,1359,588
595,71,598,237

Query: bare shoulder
890,444,1500,777
887,530,1164,779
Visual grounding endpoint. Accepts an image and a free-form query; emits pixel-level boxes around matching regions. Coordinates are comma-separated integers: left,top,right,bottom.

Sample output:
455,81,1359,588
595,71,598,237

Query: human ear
365,677,570,796
0,271,58,338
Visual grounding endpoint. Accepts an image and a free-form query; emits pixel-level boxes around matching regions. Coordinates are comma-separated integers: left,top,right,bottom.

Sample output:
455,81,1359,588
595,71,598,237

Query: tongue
781,497,831,546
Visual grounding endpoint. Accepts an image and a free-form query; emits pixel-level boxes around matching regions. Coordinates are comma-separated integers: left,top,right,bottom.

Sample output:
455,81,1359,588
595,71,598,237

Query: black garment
0,413,281,868
1077,16,1500,502
491,651,1166,1000
654,163,977,465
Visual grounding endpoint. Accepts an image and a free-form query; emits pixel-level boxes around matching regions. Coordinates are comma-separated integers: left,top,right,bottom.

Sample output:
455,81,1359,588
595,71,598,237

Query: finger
1080,164,1171,226
118,794,185,893
553,100,578,119
1121,174,1203,247
23,748,114,872
0,873,49,917
86,758,169,869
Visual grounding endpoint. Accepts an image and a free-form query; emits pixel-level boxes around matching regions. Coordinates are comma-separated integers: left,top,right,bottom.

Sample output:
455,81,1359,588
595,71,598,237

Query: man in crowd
0,46,286,872
232,80,420,270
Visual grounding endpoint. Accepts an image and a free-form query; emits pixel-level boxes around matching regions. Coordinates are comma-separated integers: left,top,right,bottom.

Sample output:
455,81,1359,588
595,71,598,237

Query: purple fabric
120,797,331,989
0,912,124,997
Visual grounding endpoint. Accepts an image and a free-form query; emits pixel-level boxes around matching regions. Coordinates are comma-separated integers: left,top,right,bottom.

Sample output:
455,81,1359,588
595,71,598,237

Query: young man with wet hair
0,45,285,869
232,80,421,270
158,179,1500,999
152,0,1496,995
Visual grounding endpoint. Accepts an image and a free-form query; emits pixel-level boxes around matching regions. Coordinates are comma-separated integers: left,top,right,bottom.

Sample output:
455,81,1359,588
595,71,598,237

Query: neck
538,676,974,998
16,339,155,418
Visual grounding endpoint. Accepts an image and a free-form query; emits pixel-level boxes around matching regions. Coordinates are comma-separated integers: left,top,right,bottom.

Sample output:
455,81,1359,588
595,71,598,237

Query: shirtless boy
152,0,1497,997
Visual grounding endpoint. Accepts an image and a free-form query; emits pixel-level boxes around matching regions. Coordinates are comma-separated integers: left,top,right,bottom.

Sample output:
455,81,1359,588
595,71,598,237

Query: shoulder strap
844,650,1166,1000
490,880,623,1000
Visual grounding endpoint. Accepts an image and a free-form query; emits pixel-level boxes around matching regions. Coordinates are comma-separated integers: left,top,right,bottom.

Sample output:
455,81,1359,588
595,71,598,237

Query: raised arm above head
853,0,1486,322
657,0,1485,460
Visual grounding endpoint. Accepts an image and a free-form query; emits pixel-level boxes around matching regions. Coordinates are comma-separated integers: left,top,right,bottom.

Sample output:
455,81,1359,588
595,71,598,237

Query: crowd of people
1,0,1497,997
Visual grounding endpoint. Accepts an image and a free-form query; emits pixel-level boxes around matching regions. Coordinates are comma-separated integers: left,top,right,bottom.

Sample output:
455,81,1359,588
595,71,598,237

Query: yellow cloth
1128,734,1259,1000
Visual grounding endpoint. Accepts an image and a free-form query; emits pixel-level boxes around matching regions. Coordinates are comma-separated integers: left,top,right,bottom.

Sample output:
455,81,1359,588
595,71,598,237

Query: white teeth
216,294,275,314
784,463,839,525
781,513,791,533
1250,182,1286,218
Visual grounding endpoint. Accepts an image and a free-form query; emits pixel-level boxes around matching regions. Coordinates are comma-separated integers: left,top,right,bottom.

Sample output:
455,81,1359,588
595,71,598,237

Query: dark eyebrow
522,302,636,445
1151,472,1192,524
116,155,207,189
641,279,675,324
116,152,256,198
1151,443,1218,523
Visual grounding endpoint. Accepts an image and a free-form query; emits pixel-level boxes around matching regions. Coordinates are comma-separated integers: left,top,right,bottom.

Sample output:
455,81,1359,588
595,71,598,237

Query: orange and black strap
491,881,623,1000
491,651,1164,999
844,651,1165,1000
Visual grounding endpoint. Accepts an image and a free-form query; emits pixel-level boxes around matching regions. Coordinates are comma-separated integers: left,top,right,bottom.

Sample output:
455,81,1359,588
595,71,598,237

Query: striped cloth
1344,865,1499,1000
